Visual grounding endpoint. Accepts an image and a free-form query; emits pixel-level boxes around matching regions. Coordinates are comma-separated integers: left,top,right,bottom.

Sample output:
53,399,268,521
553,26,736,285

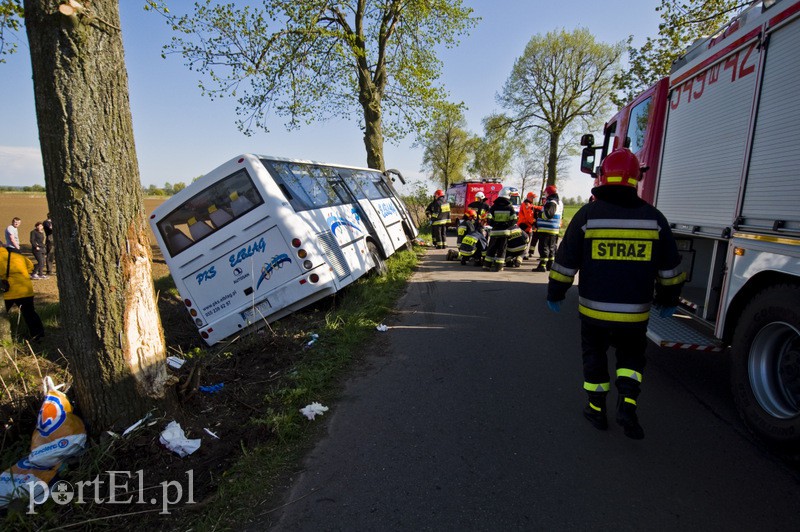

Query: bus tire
367,241,387,277
730,284,800,448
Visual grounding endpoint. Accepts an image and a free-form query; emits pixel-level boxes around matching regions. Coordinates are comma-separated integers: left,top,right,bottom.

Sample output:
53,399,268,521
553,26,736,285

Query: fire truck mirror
580,147,596,176
580,133,594,147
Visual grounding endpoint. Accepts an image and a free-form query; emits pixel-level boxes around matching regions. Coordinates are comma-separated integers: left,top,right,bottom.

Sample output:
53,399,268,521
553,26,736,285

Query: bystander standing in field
0,245,45,340
5,217,21,250
43,212,54,274
30,222,48,280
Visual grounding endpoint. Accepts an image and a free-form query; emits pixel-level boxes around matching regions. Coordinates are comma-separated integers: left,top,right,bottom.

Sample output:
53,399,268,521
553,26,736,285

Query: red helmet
434,189,444,198
526,192,537,200
544,185,557,197
599,148,642,187
465,208,477,219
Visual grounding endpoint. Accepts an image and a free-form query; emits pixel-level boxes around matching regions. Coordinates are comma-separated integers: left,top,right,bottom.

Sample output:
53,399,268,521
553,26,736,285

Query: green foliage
470,114,518,180
419,102,474,190
614,0,747,106
0,0,23,63
499,28,624,187
21,184,45,192
148,0,478,169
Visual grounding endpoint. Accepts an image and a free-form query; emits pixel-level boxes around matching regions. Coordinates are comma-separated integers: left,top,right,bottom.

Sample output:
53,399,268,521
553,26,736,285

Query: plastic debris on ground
122,411,153,437
305,333,320,348
160,421,201,457
376,324,389,332
199,382,224,394
204,428,220,439
299,402,329,420
166,356,186,369
412,238,430,247
0,376,88,509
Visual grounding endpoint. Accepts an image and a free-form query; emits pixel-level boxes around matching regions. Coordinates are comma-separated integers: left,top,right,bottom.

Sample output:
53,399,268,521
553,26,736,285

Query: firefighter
483,187,517,272
518,192,537,260
545,148,685,440
467,191,491,230
458,209,486,265
533,185,562,272
425,189,451,249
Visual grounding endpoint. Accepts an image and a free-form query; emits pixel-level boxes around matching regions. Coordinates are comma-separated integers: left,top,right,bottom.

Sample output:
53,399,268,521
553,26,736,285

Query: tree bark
24,0,169,432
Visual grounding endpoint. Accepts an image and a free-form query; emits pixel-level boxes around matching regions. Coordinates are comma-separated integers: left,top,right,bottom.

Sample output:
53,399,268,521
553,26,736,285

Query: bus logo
229,238,267,267
196,266,217,285
327,215,362,235
256,254,292,289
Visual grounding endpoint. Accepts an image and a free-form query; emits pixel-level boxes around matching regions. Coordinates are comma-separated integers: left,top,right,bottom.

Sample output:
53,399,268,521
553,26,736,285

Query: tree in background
498,28,624,188
470,114,518,180
420,103,473,191
614,0,746,106
514,129,574,197
147,0,477,172
0,0,22,62
20,0,169,432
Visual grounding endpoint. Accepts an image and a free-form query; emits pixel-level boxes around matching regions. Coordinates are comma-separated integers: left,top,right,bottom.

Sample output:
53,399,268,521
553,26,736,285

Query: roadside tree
147,0,477,172
470,114,517,180
420,103,473,191
498,28,623,188
20,0,169,432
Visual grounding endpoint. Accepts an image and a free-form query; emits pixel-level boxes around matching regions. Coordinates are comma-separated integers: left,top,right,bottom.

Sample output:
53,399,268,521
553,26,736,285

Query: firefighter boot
616,396,645,440
583,394,608,431
532,263,547,272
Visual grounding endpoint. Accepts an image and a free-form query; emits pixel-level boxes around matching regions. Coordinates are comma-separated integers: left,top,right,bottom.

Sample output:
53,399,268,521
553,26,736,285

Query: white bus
149,154,418,345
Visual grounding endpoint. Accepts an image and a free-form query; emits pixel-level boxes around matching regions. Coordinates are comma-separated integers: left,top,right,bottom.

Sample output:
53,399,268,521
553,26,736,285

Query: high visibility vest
537,195,563,235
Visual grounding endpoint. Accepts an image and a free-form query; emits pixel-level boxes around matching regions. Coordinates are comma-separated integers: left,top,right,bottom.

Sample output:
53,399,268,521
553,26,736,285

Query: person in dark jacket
467,191,491,231
425,189,451,249
483,187,518,272
30,221,47,279
546,148,685,440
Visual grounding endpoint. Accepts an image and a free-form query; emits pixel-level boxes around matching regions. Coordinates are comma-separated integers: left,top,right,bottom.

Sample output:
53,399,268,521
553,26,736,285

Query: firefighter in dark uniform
425,189,451,249
546,148,685,439
467,191,490,231
483,187,517,272
533,185,562,272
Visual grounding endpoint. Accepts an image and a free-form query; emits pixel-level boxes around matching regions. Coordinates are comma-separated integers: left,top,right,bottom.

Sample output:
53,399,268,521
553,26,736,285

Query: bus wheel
367,241,387,277
731,284,800,447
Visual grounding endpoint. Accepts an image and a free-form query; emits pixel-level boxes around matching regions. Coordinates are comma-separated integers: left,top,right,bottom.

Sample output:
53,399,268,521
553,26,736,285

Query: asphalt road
267,242,800,531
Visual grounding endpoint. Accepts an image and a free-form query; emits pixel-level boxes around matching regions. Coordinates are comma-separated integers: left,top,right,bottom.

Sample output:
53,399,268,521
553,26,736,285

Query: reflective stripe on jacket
547,190,684,327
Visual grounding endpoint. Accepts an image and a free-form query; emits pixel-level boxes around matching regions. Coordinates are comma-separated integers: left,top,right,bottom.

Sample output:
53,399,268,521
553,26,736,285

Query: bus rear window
156,169,264,257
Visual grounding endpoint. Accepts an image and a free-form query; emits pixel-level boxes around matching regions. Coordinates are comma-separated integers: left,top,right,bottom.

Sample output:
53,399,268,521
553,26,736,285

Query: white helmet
498,186,515,200
474,191,486,200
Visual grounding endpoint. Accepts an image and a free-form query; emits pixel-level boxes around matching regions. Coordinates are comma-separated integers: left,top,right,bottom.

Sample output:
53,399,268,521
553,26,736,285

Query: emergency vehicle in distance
444,179,505,227
580,0,800,447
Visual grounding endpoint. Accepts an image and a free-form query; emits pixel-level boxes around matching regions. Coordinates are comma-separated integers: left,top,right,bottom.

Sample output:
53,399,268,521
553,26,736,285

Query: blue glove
659,306,677,318
546,300,561,313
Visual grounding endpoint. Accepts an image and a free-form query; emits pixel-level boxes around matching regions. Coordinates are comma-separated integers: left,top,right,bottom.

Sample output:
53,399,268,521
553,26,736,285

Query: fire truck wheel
367,241,387,277
730,284,800,447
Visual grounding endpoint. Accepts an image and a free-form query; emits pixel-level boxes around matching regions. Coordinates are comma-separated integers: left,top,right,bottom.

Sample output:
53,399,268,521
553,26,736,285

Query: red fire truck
581,0,800,446
444,179,505,226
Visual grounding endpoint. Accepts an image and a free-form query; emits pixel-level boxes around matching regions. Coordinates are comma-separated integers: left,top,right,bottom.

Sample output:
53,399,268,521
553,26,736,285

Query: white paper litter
376,324,389,332
204,428,220,439
159,421,201,457
299,402,329,420
166,356,186,369
306,333,320,347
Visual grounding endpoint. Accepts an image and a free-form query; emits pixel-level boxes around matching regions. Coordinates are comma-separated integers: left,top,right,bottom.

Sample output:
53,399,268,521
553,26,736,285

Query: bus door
338,169,402,256
384,169,416,240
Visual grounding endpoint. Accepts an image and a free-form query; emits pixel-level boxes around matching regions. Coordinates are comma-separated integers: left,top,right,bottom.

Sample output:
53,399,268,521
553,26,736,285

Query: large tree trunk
547,130,561,187
24,0,169,432
357,62,385,171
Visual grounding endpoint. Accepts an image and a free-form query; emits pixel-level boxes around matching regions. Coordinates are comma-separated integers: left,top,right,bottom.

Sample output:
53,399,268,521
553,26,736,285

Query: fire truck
580,0,800,447
444,179,505,226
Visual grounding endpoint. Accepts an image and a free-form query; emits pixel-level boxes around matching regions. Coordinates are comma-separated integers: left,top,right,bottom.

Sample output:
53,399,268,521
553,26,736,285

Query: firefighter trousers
537,233,558,269
580,320,647,400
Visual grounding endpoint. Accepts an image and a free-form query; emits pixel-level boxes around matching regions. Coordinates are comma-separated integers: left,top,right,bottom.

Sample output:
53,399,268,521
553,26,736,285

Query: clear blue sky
0,0,663,201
